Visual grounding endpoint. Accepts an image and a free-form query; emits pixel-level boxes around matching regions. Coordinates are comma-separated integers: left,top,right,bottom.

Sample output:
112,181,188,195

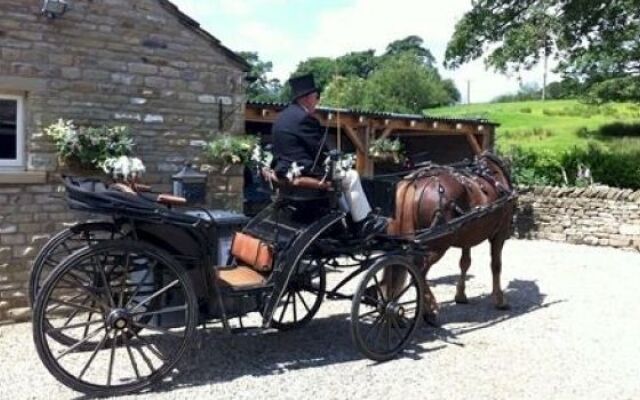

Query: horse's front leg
455,247,471,304
490,237,510,310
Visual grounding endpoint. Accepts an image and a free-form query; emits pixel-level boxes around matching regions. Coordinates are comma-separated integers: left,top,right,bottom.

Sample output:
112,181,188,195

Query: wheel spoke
130,280,179,312
48,298,102,314
122,331,141,380
393,283,413,301
131,337,156,373
77,330,110,380
389,316,404,344
296,292,311,314
363,313,384,345
118,254,131,308
48,319,104,333
278,291,292,323
124,260,156,307
131,329,168,361
93,255,116,308
292,291,298,322
131,304,187,318
107,331,117,386
371,274,387,302
56,326,105,360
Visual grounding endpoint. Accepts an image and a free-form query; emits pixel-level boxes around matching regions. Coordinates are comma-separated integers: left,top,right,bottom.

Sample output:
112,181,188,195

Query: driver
272,74,387,239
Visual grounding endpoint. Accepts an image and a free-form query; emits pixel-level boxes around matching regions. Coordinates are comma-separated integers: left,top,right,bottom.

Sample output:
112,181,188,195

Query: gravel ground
1,239,639,400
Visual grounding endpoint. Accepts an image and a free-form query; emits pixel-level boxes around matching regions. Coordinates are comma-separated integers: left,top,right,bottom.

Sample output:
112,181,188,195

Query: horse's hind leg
455,247,471,304
490,237,510,310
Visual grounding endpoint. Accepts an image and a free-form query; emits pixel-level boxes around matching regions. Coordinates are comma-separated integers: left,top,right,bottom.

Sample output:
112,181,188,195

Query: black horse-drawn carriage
30,154,440,396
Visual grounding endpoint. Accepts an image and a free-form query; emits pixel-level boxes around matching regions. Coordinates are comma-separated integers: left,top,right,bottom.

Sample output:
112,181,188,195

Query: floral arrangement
368,137,406,164
204,134,258,166
101,156,146,182
44,119,134,169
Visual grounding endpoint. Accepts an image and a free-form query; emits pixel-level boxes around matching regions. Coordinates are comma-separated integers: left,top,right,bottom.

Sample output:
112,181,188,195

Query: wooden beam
342,125,366,154
379,127,394,139
466,133,482,155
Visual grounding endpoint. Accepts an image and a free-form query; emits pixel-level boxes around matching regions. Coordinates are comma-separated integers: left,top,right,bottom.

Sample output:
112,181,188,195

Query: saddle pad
216,266,266,288
231,232,274,272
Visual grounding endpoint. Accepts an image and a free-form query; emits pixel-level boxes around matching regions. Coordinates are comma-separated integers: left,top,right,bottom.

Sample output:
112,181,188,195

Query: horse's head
478,151,513,190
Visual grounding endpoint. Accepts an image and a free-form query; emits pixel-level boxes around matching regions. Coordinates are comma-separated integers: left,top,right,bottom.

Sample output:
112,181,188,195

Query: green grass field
426,100,640,153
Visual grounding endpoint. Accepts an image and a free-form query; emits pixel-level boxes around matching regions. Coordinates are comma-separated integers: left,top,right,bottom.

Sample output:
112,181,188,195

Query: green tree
383,35,436,68
291,57,337,93
444,0,640,101
367,54,457,113
238,51,283,102
336,50,378,79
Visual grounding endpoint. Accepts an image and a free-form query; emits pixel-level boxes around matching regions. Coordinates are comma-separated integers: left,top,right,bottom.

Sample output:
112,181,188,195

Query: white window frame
0,94,25,169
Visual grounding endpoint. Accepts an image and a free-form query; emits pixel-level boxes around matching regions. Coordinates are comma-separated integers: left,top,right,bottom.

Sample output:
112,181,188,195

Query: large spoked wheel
29,222,124,306
270,256,326,331
32,240,197,396
351,256,424,362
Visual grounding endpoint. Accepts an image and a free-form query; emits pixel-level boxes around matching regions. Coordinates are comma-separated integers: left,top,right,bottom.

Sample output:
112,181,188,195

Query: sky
171,0,557,103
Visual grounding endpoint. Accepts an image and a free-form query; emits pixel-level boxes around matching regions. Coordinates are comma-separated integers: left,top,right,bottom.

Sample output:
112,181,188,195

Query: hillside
427,100,640,153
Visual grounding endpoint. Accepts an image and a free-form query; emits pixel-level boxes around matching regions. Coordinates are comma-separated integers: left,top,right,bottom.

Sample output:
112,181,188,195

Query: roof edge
158,0,250,72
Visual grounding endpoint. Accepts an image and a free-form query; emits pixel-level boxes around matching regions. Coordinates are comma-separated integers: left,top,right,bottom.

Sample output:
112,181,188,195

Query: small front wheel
351,256,424,361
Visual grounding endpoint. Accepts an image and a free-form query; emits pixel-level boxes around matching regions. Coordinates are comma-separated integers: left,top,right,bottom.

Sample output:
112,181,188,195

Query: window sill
0,171,48,184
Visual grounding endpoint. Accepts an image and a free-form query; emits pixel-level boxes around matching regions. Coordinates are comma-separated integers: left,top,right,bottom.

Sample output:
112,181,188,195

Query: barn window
0,94,24,168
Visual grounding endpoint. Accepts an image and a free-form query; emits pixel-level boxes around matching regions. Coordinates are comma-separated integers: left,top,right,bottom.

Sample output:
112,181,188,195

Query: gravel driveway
1,239,639,400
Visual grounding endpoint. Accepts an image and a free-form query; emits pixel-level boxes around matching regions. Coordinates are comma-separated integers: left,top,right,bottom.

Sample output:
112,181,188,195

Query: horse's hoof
454,294,469,304
495,303,511,311
423,312,440,327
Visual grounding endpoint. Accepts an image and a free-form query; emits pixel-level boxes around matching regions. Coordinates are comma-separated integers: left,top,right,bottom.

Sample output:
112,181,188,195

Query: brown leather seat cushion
231,232,273,272
216,266,266,288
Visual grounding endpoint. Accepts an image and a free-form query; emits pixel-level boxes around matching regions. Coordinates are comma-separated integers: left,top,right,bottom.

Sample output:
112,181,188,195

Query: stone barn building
0,0,249,322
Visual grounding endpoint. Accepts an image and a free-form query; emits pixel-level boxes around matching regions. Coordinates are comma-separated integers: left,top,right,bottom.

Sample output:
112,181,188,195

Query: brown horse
386,152,516,321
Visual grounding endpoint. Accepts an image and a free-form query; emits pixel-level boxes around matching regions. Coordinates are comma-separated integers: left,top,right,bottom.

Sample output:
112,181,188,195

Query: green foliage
322,53,459,113
444,0,640,102
289,35,460,111
238,51,284,102
502,144,640,189
368,137,405,164
382,35,436,68
584,76,640,104
561,144,640,189
501,147,564,186
44,119,134,169
205,134,258,165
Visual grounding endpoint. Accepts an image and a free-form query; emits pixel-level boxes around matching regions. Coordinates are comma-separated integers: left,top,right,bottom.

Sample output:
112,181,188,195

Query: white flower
286,162,304,181
102,156,146,181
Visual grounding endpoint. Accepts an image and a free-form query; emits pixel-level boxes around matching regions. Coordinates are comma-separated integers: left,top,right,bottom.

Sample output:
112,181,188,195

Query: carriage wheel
29,222,124,306
270,257,326,331
28,222,125,349
351,256,424,362
32,240,197,396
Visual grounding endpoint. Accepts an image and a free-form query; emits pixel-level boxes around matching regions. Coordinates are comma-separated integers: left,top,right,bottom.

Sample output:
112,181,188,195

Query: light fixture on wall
42,0,69,19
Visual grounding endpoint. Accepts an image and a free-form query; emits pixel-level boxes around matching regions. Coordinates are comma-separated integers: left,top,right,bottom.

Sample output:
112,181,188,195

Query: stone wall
515,186,640,251
0,0,247,323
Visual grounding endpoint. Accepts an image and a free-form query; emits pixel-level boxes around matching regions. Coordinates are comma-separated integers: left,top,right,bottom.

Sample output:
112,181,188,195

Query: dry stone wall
515,186,640,251
0,0,247,323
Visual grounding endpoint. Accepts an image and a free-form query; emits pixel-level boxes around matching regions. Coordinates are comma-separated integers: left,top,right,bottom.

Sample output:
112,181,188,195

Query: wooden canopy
245,101,497,176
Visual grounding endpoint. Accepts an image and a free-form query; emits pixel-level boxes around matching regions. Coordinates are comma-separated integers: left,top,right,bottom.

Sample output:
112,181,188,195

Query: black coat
272,103,329,178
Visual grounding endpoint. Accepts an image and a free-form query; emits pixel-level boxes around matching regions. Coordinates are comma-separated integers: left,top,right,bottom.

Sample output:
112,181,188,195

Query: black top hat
288,74,320,101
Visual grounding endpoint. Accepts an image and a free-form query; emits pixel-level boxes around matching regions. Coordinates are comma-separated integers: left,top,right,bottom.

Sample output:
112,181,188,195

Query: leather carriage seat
261,167,331,190
215,232,274,288
109,182,187,206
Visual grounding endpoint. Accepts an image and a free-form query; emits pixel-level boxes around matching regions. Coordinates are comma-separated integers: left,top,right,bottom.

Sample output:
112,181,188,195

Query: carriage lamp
172,163,208,205
42,0,69,18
